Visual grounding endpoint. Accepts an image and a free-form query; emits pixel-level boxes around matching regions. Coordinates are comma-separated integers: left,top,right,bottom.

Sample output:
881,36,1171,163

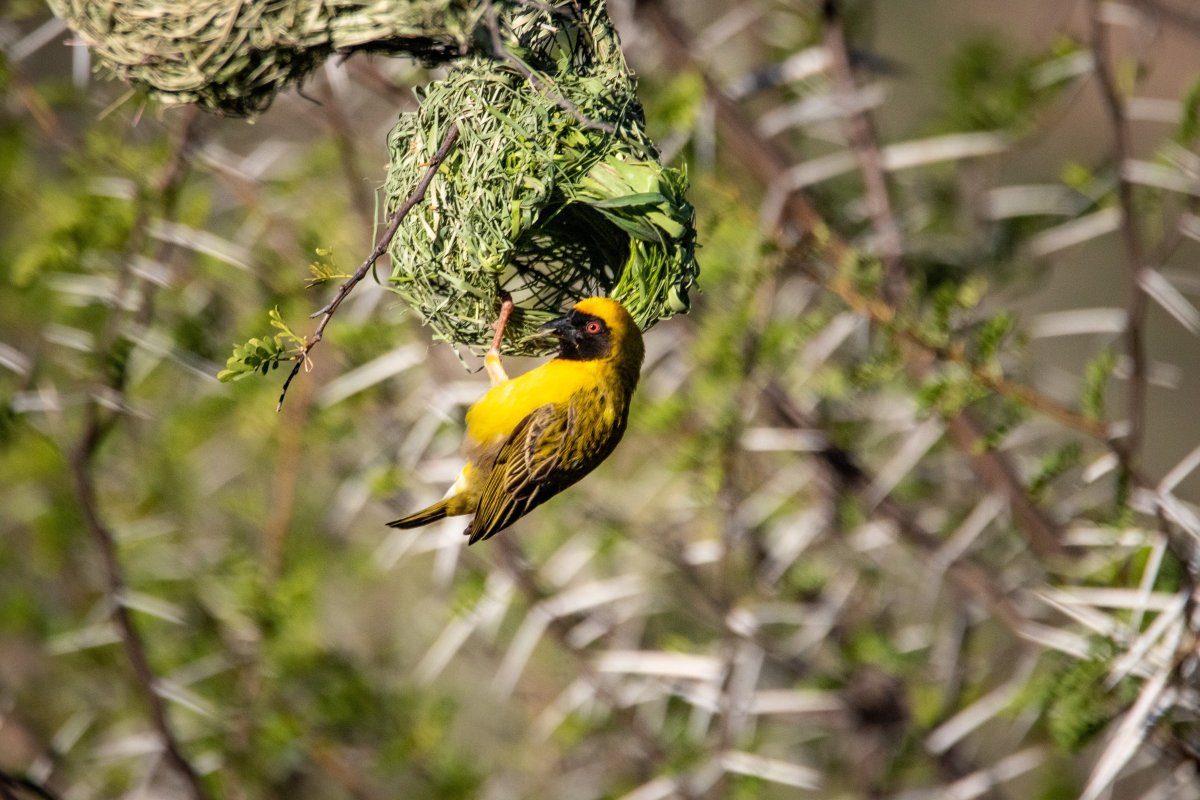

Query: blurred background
4,0,1200,798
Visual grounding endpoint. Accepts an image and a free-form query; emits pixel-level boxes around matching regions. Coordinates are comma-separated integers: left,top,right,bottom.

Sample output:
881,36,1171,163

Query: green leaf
218,311,305,382
587,192,667,209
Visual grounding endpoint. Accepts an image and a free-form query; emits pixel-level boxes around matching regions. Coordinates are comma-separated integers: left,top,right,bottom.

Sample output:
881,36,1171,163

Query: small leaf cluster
904,272,1026,421
305,248,350,288
217,307,306,382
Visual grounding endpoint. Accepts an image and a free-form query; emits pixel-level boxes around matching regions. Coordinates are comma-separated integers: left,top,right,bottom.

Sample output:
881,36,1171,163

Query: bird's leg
485,291,514,386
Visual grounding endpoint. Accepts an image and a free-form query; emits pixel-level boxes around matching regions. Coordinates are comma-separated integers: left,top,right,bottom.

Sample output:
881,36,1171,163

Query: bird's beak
537,315,576,341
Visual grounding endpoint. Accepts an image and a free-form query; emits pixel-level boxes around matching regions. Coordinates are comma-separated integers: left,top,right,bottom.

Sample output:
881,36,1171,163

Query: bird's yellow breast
465,357,618,446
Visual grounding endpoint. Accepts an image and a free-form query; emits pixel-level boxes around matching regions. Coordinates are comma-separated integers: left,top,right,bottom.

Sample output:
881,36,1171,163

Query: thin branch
1090,1,1150,466
260,76,375,577
276,122,461,410
822,0,906,303
69,413,208,800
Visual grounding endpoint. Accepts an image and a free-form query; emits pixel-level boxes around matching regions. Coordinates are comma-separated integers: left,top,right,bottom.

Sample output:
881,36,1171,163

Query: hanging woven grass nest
384,5,697,355
46,0,489,115
50,0,699,355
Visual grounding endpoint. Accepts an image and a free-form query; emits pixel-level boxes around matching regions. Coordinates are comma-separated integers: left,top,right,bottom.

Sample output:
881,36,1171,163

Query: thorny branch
638,0,1068,558
276,122,461,410
67,112,210,800
817,3,1077,558
1090,8,1200,753
814,270,1111,440
763,383,1030,635
629,6,1200,790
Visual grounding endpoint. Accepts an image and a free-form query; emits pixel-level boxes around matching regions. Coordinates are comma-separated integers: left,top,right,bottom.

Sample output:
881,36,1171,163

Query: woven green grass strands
53,0,699,354
48,0,491,115
385,4,697,355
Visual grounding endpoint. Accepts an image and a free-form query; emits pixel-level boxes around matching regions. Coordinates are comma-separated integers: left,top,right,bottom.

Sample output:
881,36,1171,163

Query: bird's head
538,297,645,372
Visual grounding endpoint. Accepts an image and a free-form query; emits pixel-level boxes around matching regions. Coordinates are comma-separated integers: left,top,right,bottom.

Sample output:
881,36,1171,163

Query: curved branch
277,122,461,410
65,111,211,800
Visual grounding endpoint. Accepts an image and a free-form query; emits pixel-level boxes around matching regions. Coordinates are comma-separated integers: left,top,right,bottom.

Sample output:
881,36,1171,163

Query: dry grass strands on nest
385,3,697,355
48,0,493,116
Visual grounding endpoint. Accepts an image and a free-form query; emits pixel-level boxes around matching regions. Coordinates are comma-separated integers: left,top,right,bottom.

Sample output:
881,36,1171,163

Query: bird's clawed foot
485,291,514,386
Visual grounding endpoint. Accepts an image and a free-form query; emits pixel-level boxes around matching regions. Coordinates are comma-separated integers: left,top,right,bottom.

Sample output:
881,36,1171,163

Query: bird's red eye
586,321,602,334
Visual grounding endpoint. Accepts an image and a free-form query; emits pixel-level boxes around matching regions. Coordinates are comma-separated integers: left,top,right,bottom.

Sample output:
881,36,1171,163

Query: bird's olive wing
465,403,577,544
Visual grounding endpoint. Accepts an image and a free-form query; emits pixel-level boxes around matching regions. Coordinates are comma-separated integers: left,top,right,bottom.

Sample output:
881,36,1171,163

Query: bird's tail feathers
387,498,452,529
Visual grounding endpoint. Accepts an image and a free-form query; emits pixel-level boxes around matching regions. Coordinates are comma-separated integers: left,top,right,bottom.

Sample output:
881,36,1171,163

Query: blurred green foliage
3,3,1199,799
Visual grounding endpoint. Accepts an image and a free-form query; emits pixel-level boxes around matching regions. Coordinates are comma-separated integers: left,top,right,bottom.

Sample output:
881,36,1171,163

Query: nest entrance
502,202,629,320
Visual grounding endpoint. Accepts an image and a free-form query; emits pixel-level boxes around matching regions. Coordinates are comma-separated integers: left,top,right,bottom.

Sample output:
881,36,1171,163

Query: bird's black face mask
539,310,612,361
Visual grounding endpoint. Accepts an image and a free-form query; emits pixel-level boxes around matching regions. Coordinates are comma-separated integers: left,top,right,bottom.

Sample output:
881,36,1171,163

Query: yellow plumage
388,297,645,543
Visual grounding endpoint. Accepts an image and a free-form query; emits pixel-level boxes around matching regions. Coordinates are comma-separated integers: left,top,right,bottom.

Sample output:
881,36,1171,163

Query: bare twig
69,410,208,800
822,0,906,302
276,122,461,410
1090,1,1150,466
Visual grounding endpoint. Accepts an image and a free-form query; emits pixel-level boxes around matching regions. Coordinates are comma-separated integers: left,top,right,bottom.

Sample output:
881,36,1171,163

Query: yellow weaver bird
388,296,645,544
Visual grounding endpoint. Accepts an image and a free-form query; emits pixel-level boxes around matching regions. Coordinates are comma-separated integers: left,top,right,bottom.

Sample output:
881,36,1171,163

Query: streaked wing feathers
466,403,577,544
